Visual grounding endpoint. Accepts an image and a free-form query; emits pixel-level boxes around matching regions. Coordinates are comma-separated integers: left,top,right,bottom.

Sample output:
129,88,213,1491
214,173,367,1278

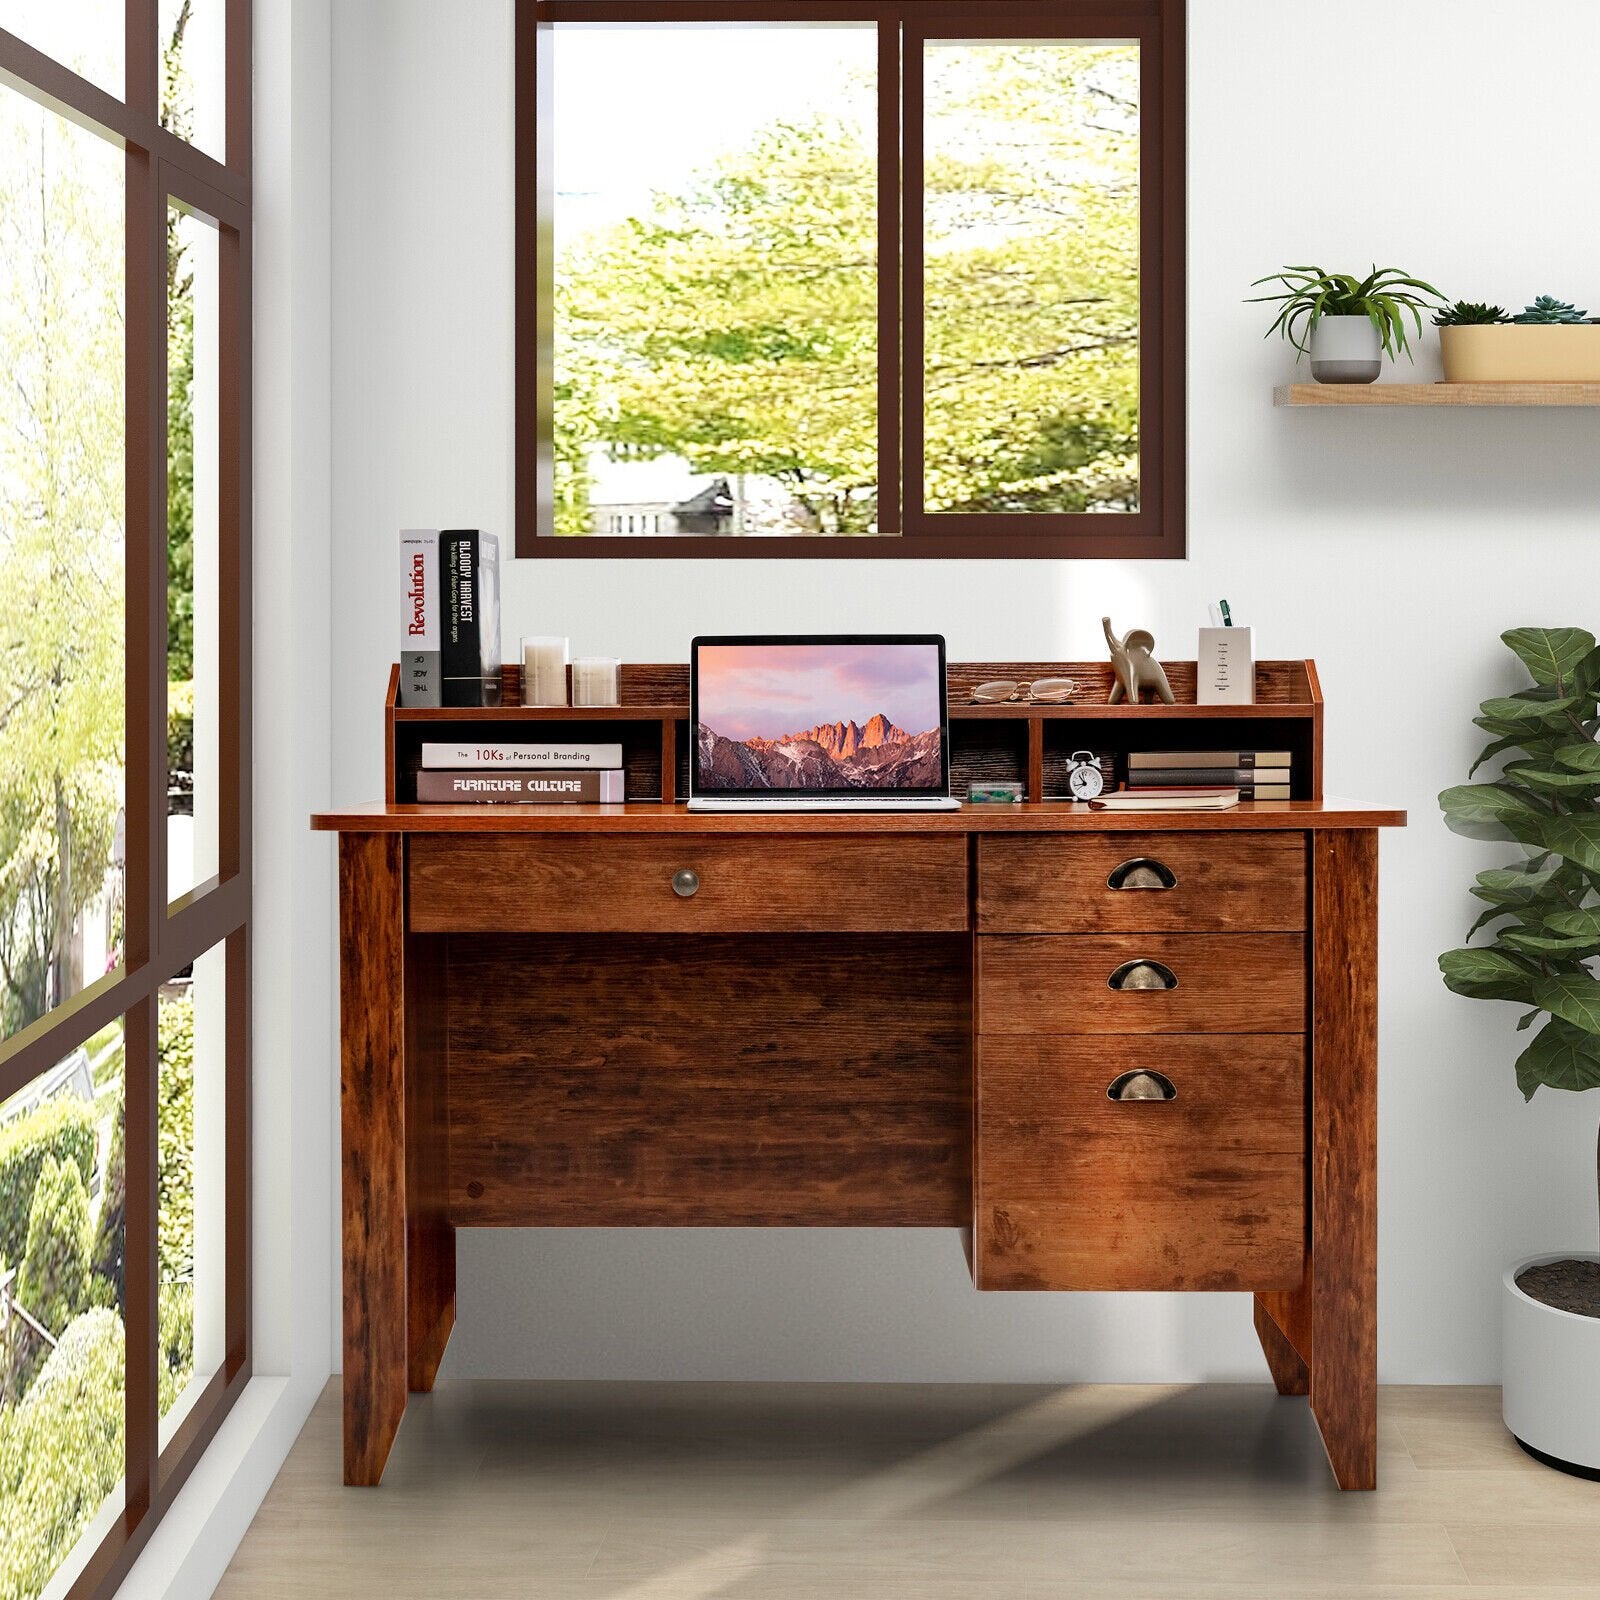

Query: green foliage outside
0,96,125,1036
0,1310,124,1600
0,1099,95,1272
91,1106,126,1315
158,992,196,1284
555,45,1142,533
8,1159,92,1397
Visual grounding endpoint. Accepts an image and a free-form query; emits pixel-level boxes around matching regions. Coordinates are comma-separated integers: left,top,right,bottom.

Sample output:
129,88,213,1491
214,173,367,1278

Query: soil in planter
1515,1258,1600,1318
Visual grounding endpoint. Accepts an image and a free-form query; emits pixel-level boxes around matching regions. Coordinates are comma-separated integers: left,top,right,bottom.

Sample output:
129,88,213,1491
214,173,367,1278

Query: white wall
330,0,1600,1385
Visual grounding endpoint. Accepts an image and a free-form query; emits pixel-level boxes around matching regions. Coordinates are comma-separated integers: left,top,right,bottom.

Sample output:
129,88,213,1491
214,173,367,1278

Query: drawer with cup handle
976,933,1305,1034
975,1033,1307,1291
976,832,1307,934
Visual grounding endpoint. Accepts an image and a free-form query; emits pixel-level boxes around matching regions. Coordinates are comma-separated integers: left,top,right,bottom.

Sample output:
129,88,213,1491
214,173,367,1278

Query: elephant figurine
1103,616,1175,705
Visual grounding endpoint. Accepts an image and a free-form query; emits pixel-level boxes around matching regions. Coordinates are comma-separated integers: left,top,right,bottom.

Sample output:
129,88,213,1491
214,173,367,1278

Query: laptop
687,635,961,812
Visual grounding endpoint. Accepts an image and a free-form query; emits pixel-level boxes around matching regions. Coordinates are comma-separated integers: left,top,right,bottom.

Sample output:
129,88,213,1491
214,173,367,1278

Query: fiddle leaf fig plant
1439,629,1600,1242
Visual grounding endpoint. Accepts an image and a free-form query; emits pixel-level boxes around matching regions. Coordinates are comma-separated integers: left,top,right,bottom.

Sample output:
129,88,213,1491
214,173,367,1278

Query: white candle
571,656,621,707
521,636,568,706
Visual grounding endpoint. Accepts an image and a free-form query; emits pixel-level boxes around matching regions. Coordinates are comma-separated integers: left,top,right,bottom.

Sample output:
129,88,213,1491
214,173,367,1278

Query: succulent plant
1433,301,1512,327
1513,295,1588,324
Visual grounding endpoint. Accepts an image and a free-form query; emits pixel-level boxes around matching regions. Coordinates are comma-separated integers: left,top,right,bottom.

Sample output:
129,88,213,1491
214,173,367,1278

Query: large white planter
1309,314,1382,384
1502,1252,1600,1478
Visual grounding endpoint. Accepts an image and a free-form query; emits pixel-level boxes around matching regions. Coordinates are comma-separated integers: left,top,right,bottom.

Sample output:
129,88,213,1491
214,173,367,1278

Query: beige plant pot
1440,324,1600,383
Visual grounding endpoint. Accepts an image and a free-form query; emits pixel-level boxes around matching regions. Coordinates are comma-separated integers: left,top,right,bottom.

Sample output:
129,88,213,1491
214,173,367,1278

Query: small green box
967,782,1023,804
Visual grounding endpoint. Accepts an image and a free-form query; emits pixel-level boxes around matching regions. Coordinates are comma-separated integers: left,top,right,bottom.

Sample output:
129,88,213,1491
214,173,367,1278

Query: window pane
552,24,882,537
0,88,126,1044
923,41,1140,515
167,205,220,908
157,946,224,1444
0,1018,127,1600
159,0,225,162
0,0,123,100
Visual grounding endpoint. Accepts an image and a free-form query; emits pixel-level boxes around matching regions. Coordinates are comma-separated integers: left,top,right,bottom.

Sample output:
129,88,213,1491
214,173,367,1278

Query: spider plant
1249,264,1444,360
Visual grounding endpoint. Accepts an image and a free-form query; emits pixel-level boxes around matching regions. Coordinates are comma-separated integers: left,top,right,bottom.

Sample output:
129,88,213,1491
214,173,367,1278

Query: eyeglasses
968,677,1077,705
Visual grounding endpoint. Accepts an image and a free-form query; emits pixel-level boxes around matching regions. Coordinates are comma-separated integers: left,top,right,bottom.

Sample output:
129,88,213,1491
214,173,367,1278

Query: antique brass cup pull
1108,959,1178,991
1107,857,1177,891
1107,1070,1177,1101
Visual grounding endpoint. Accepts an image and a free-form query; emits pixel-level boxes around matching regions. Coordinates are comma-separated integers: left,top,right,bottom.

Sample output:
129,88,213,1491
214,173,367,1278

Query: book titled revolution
416,769,626,803
420,741,623,769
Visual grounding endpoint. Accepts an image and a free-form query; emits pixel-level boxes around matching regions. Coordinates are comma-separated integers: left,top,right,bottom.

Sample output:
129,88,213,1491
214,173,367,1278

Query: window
517,0,1184,558
0,5,251,1599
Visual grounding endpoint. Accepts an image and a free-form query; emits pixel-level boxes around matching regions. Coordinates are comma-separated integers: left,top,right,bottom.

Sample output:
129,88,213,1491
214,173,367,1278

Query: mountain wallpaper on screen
696,714,943,790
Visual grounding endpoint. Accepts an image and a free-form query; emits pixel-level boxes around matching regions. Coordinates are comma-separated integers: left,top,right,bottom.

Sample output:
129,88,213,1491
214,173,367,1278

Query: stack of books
399,528,502,707
1125,749,1292,801
415,741,627,804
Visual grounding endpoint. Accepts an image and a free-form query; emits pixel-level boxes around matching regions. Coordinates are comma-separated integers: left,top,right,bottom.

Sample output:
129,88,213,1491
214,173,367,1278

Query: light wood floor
215,1381,1600,1600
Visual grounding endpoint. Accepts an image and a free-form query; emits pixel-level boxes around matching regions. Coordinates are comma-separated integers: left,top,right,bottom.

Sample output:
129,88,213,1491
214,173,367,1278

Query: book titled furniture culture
415,769,626,803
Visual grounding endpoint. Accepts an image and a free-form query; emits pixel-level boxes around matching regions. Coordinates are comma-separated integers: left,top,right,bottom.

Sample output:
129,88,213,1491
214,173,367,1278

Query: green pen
1219,599,1233,628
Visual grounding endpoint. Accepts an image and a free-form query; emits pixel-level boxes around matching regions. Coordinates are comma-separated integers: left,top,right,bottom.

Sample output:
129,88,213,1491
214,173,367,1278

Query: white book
399,529,440,707
420,741,624,770
1088,787,1242,812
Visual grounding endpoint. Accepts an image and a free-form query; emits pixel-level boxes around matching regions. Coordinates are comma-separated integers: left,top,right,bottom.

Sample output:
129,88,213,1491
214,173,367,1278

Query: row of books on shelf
416,740,624,804
400,530,503,707
1105,748,1293,811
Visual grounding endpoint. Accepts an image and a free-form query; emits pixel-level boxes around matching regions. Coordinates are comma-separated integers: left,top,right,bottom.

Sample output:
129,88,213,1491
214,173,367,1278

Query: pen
1219,599,1233,628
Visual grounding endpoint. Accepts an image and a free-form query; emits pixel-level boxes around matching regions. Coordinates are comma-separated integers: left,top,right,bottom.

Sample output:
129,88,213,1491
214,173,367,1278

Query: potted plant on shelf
1249,264,1443,383
1437,295,1600,383
1439,625,1600,1478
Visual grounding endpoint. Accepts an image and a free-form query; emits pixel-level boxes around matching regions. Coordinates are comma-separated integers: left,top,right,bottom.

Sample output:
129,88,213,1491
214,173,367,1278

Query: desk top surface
312,798,1406,834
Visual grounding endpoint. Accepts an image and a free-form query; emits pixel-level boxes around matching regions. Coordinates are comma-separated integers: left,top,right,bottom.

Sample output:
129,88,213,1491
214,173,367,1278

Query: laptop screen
692,637,949,796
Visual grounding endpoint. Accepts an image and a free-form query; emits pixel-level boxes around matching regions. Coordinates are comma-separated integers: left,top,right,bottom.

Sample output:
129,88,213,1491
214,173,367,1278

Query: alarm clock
1066,750,1105,800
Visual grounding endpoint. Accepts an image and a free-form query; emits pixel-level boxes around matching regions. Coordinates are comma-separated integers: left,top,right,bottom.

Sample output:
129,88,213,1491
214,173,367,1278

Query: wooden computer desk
312,661,1404,1489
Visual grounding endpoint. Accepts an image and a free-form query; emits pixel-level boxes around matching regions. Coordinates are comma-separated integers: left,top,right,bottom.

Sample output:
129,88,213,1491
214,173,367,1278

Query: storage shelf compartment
385,660,1325,804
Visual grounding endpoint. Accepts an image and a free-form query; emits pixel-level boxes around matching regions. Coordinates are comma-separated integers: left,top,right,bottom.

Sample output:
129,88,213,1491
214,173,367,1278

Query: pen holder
1197,626,1254,705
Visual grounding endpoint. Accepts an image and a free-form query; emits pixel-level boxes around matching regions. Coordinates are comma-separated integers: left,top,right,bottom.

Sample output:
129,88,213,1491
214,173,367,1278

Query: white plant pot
1309,314,1382,384
1502,1252,1600,1478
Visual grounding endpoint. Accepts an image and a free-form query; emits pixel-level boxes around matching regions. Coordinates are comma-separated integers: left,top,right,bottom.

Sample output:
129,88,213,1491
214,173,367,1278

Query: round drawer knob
672,868,700,898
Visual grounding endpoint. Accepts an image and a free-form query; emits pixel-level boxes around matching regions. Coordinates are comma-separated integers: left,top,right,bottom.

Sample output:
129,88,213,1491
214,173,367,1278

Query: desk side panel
446,933,972,1225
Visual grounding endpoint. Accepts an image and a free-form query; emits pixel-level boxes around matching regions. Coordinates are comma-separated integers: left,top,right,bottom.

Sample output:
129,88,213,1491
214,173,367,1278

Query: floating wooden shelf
1275,382,1600,407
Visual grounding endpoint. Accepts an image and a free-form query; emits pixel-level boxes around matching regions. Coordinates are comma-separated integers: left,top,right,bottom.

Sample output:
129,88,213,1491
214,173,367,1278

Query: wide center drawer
977,832,1307,933
408,834,970,933
978,933,1305,1033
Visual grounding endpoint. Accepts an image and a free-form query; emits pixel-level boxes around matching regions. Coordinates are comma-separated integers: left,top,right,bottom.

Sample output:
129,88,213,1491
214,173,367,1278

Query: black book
440,530,502,706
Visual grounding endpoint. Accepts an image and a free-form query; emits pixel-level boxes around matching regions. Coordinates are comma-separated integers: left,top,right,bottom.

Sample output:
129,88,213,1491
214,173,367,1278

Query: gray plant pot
1309,314,1382,384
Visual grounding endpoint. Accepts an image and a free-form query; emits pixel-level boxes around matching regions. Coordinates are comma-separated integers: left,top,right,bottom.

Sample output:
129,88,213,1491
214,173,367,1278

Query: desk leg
1306,830,1379,1490
406,928,455,1392
1253,1292,1309,1396
340,833,409,1486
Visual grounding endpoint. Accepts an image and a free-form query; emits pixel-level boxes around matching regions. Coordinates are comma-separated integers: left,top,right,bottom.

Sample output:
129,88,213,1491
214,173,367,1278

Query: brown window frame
516,0,1185,559
0,6,252,1598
